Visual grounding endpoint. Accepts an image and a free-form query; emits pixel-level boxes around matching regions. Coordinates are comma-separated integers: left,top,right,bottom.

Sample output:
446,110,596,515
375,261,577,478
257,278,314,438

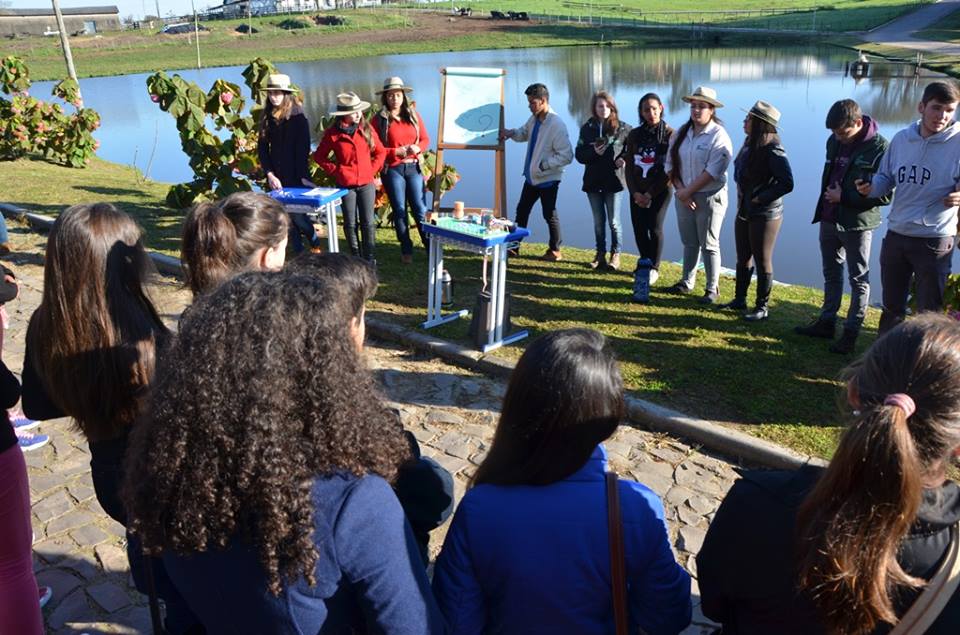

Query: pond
34,44,954,290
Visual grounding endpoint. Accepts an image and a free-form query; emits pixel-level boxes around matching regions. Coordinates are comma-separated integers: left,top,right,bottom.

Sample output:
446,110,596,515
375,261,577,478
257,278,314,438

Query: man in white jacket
857,81,960,333
500,83,574,261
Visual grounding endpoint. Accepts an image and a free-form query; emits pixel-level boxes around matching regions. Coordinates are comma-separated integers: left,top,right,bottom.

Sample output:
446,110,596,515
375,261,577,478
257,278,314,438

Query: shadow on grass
372,237,861,442
72,185,151,198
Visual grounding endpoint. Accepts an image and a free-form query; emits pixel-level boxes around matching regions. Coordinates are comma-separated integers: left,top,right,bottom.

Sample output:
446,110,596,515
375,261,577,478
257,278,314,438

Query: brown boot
542,249,562,262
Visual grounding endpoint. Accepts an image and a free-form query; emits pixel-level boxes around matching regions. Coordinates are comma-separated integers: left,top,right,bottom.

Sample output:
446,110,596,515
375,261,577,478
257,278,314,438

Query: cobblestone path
5,223,735,634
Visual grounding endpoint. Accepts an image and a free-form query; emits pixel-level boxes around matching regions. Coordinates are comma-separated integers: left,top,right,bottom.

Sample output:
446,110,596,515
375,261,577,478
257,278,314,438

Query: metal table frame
421,222,529,352
267,187,349,253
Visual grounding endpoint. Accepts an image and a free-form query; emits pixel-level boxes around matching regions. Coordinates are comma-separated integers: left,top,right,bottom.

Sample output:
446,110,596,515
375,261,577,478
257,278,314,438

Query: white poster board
440,67,504,147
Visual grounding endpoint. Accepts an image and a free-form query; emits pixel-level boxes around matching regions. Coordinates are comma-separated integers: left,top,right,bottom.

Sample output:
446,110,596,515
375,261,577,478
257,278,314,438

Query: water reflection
34,44,952,289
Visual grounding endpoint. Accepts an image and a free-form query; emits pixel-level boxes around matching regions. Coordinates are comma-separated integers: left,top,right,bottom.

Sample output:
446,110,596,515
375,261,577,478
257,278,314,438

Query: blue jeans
586,191,623,255
383,163,428,255
0,214,8,245
287,211,321,253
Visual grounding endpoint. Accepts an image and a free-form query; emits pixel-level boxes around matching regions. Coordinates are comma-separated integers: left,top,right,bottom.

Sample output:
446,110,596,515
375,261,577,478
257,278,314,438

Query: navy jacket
733,141,794,220
259,107,312,188
163,473,445,634
432,445,691,634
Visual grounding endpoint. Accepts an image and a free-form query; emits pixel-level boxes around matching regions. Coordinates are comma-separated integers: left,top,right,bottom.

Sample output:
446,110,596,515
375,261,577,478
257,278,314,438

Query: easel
431,67,507,217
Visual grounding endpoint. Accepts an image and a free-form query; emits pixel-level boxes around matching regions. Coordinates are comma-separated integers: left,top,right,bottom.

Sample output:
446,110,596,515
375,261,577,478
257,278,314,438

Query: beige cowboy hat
742,100,781,128
265,74,297,93
328,91,371,116
376,76,413,94
682,86,724,108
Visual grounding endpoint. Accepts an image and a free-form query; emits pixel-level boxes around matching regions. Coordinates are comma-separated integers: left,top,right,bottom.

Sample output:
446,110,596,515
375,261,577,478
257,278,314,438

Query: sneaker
698,290,720,305
39,586,52,609
589,252,605,269
507,246,520,258
743,306,769,321
607,253,621,271
541,249,562,262
649,269,659,285
10,414,39,431
17,431,49,452
829,328,859,354
794,318,836,339
665,281,694,295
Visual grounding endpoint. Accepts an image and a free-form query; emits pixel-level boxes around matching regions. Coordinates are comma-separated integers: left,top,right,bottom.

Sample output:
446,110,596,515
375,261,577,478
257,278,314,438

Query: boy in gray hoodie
857,81,960,334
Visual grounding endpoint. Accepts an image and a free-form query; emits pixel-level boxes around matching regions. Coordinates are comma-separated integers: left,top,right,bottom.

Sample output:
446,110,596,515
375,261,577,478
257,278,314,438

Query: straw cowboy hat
743,100,781,128
265,74,297,93
682,86,724,108
376,76,413,94
328,92,371,116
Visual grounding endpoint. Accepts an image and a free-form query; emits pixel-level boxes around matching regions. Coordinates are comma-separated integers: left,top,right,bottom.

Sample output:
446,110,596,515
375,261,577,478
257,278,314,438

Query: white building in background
213,0,383,15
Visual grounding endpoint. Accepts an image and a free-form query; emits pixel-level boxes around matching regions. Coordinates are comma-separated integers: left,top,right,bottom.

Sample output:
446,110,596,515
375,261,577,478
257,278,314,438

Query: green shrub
274,18,311,30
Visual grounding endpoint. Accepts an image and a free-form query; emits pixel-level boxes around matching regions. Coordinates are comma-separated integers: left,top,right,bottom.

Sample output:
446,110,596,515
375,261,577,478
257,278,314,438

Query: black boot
744,273,772,321
829,328,859,354
718,265,752,310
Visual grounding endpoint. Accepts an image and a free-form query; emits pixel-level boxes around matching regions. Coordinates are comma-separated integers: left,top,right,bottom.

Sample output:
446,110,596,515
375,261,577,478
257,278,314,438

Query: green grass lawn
0,155,864,459
913,6,960,43
424,0,931,31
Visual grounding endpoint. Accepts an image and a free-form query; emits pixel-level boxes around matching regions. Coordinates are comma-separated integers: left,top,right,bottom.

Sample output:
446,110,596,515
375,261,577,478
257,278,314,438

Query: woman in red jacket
372,77,431,264
313,92,387,263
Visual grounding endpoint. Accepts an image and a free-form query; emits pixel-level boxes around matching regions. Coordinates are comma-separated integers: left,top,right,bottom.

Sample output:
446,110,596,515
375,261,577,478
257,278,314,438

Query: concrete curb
1,203,825,471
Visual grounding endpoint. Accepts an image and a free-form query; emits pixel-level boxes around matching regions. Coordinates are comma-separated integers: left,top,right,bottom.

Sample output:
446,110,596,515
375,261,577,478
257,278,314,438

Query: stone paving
4,222,737,633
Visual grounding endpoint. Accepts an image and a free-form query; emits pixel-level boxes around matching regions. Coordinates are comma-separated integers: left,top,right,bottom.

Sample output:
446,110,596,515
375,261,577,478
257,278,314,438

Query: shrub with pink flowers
0,56,100,168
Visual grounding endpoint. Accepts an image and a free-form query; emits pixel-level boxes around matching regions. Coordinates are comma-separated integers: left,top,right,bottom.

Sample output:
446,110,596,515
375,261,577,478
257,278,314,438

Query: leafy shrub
0,56,100,168
274,18,311,30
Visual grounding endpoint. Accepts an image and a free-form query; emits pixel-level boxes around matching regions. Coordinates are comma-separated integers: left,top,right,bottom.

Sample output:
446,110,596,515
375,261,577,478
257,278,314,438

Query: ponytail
182,202,239,297
181,192,289,297
796,404,924,634
795,313,960,634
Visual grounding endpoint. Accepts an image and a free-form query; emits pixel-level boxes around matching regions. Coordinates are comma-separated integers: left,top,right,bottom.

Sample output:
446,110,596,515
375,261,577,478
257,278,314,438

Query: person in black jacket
22,203,200,634
698,313,960,635
623,93,673,282
720,100,793,320
257,73,321,254
575,90,631,270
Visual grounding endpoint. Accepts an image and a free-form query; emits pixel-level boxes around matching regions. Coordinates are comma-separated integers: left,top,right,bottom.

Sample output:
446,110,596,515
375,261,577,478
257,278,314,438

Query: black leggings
630,191,669,269
734,214,782,275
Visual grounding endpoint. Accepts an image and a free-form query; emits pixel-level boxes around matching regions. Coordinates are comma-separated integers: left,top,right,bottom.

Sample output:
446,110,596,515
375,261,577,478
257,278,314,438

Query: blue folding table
421,218,529,352
268,187,348,253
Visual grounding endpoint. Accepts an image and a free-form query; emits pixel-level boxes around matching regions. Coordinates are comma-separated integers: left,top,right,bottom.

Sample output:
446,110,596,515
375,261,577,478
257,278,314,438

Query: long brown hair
668,105,723,187
258,92,303,143
796,313,960,634
743,117,781,175
181,192,289,297
472,329,624,487
379,89,418,127
124,267,409,596
588,90,622,136
26,203,166,441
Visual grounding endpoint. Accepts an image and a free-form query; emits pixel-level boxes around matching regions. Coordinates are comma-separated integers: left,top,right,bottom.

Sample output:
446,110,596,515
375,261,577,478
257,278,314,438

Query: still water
34,44,953,288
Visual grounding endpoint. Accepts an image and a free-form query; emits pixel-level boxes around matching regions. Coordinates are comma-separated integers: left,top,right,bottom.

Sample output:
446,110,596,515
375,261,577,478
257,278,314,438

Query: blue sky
11,0,215,19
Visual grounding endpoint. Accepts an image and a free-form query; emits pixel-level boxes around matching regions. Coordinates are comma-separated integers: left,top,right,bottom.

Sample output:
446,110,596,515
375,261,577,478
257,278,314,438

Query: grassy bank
0,156,868,459
6,2,929,81
409,0,929,31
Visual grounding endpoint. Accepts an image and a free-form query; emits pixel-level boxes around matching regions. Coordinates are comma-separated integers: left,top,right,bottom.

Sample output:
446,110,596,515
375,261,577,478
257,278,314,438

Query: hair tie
884,393,916,418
